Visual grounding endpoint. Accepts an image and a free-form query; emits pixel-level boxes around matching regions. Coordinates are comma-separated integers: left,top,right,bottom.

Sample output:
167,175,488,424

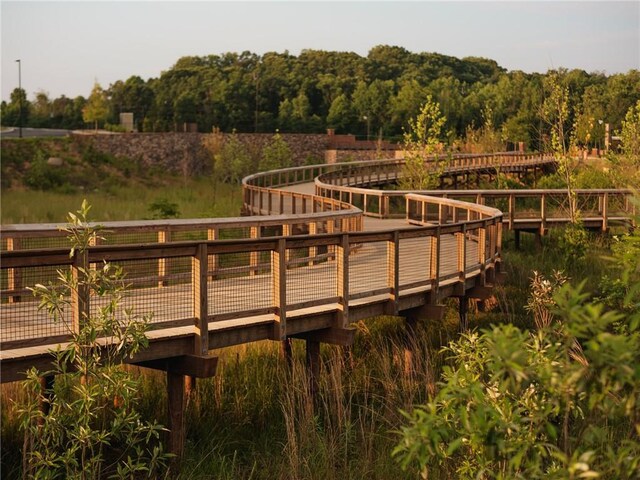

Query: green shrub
148,198,181,219
24,152,66,190
395,279,640,479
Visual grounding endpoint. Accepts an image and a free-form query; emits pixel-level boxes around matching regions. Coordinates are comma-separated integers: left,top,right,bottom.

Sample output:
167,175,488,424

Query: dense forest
2,46,640,150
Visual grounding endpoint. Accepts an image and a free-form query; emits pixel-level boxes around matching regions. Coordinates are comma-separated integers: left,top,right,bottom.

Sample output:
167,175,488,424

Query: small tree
259,131,293,171
542,71,579,224
620,100,640,162
213,131,253,184
399,96,446,190
82,82,109,131
19,201,170,479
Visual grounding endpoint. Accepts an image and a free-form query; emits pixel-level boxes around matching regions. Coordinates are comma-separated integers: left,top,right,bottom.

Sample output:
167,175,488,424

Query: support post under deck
167,371,186,461
459,296,469,332
306,339,321,401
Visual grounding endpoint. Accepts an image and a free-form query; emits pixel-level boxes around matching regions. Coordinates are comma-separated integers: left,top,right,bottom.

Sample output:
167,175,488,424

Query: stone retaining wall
73,132,331,175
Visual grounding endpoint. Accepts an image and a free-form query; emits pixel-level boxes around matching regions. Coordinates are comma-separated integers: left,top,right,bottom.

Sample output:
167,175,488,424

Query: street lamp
15,59,22,138
363,115,370,141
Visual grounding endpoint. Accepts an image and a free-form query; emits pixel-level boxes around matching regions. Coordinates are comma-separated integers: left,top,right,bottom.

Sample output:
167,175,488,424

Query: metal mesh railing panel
93,257,194,328
286,246,337,308
399,236,431,288
348,241,388,295
439,234,459,279
209,251,272,316
1,264,70,343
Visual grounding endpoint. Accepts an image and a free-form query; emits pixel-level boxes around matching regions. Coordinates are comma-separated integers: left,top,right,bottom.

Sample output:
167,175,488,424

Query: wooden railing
312,157,635,231
4,151,636,384
1,194,502,352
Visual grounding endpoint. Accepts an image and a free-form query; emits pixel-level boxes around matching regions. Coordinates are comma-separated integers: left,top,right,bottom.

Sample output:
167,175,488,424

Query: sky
1,1,639,102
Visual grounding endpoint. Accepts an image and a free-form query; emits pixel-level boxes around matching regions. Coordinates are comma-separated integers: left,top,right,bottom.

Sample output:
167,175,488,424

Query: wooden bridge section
1,152,636,457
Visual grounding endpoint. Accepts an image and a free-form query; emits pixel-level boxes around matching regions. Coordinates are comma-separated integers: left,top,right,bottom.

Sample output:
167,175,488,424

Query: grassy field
1,179,242,224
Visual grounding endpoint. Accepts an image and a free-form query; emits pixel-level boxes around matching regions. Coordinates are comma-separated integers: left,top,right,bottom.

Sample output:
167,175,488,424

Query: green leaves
19,202,170,479
395,274,640,479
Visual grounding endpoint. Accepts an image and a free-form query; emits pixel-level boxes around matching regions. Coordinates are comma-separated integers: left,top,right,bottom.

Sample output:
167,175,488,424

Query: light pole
15,59,22,138
363,115,370,141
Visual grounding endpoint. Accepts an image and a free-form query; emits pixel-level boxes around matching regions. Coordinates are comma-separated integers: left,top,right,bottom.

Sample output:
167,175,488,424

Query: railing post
193,243,209,355
283,224,292,263
207,228,218,280
386,231,400,315
540,194,547,235
308,223,318,266
336,234,350,327
478,221,487,285
457,223,467,285
158,229,170,287
250,226,260,275
6,237,21,303
72,249,90,335
430,227,441,303
508,194,515,230
272,238,287,340
602,192,608,232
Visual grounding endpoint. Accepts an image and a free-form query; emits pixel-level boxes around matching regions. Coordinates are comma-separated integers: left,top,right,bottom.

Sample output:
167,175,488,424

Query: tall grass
171,316,451,480
1,178,242,224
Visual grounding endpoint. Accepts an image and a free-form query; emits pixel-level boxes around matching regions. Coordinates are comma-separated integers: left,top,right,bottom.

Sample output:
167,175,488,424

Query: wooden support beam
72,249,89,336
136,354,218,378
38,375,55,423
249,226,260,275
272,238,287,340
336,234,349,328
158,230,171,287
292,327,356,346
281,338,293,367
430,228,441,303
385,230,400,316
459,296,469,332
167,371,185,460
193,243,209,356
306,339,320,400
466,285,493,300
6,237,21,303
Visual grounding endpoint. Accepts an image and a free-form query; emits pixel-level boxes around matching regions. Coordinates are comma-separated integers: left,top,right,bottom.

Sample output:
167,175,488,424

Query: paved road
1,127,71,138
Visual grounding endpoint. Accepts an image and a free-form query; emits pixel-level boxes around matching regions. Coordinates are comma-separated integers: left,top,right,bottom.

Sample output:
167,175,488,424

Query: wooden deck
2,152,634,384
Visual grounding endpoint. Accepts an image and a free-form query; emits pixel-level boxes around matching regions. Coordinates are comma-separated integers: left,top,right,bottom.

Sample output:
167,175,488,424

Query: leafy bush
148,198,181,219
558,222,589,264
395,263,640,479
24,152,66,191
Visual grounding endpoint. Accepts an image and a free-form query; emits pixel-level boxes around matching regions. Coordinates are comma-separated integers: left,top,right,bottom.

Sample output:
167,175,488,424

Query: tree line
2,45,639,151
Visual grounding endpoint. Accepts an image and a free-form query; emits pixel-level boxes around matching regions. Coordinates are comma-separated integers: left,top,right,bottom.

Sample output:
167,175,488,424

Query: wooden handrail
2,151,636,383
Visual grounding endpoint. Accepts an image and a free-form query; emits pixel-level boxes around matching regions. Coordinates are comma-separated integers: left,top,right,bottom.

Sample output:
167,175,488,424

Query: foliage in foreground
18,201,170,479
394,224,640,479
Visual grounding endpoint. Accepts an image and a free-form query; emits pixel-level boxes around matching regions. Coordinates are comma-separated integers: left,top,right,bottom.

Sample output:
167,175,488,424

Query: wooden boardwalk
2,152,635,457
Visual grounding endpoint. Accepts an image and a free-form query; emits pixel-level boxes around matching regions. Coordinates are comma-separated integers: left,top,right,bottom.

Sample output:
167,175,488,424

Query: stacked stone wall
72,132,329,175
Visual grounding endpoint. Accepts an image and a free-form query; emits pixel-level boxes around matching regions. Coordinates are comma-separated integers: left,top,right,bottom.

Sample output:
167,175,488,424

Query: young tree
82,82,109,130
19,201,170,478
259,131,293,171
620,100,640,162
542,71,580,224
398,96,446,190
213,131,253,183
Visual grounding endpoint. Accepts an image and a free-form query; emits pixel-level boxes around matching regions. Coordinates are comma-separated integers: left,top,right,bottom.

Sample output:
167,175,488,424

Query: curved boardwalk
1,152,635,456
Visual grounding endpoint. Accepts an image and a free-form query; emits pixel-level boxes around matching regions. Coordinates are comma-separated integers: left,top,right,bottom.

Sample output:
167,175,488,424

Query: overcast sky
2,1,638,102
